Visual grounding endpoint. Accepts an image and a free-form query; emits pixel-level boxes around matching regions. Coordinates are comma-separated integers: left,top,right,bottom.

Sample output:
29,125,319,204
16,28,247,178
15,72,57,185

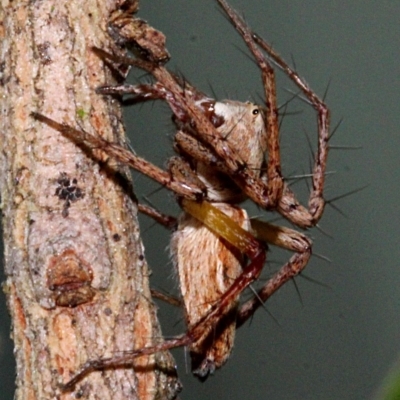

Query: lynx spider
34,0,330,390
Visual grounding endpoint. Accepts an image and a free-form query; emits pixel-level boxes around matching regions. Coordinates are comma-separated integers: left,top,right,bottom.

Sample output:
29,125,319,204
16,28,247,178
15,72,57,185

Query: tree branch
0,0,179,398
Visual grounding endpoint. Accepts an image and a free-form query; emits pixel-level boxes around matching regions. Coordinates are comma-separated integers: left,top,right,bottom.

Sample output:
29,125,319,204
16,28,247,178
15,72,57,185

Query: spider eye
252,108,259,115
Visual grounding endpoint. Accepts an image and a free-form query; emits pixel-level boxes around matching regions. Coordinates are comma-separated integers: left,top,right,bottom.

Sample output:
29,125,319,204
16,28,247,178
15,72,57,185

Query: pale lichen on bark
0,0,179,398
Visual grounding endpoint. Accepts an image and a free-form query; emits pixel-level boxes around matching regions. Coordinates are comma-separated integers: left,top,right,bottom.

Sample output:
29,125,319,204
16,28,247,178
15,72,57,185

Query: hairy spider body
168,99,267,377
172,204,250,377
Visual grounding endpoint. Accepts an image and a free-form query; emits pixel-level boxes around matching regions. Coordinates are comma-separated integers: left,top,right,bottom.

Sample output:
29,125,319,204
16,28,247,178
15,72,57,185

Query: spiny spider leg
216,0,283,207
238,219,312,325
31,113,205,202
137,203,177,230
215,0,330,225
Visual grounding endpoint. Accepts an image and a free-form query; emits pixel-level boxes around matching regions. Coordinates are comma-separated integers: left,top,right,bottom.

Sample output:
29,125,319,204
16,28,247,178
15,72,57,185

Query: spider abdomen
171,203,250,378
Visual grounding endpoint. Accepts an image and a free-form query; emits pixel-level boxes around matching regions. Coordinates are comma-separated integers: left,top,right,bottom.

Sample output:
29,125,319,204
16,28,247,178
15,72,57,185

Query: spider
33,0,330,390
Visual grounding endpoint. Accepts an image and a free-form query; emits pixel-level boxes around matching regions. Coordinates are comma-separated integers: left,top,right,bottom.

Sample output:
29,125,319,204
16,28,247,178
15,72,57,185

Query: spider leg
98,74,214,120
216,0,330,226
237,219,312,326
216,0,283,207
133,152,212,228
98,82,169,105
256,31,330,225
31,113,205,202
98,80,206,124
137,203,177,229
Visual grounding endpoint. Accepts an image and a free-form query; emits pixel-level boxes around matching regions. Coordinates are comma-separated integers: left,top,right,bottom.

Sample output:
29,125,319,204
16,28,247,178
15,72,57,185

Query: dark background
1,1,400,399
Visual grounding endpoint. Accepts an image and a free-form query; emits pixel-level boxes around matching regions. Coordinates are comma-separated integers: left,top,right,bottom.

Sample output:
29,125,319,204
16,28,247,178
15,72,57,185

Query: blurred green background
1,1,400,399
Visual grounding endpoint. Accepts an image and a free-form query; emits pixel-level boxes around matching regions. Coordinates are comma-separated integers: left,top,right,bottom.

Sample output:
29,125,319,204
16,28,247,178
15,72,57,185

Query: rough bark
0,0,179,398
